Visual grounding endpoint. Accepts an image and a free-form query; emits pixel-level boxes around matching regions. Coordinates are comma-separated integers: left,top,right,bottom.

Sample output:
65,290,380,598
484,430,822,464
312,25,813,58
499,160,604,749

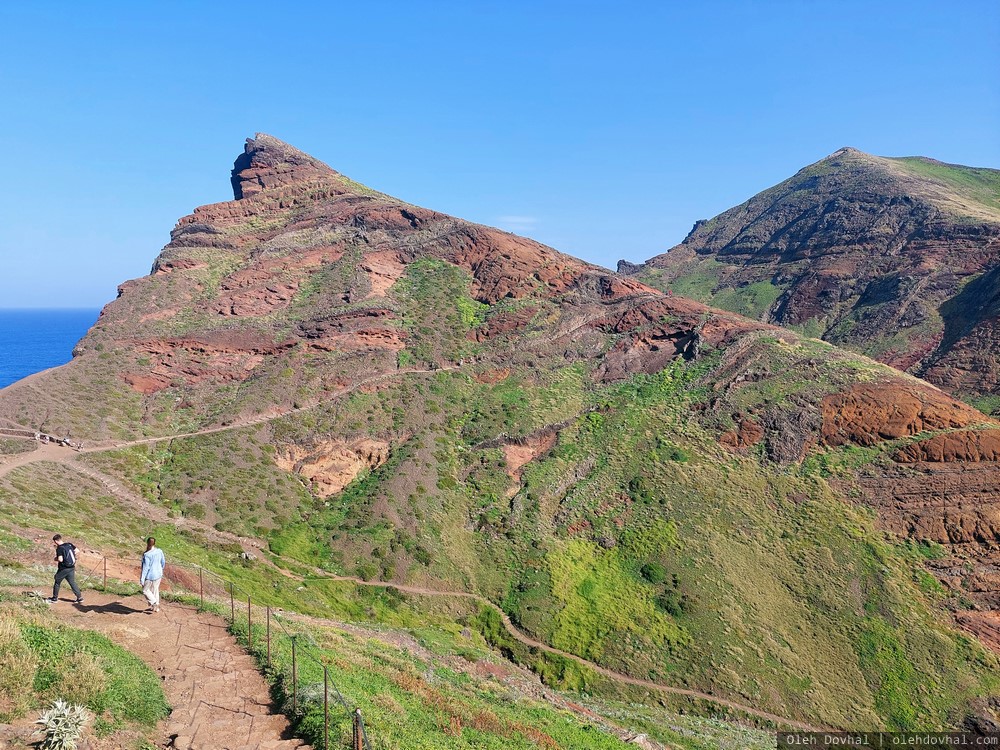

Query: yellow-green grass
5,339,999,732
890,157,1000,215
226,602,775,750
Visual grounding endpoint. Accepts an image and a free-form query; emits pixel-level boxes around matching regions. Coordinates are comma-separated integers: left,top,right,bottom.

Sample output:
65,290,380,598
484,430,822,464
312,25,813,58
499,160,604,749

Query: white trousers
143,577,162,608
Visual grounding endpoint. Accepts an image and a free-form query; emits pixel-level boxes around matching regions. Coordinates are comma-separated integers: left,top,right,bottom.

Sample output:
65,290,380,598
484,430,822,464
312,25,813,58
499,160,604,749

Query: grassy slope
31,265,998,729
0,595,169,736
3,215,999,735
231,612,630,750
888,157,1000,215
636,263,786,324
0,494,772,750
7,328,999,732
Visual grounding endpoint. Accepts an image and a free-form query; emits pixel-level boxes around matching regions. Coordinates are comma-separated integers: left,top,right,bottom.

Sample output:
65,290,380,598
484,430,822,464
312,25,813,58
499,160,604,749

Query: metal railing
74,553,372,750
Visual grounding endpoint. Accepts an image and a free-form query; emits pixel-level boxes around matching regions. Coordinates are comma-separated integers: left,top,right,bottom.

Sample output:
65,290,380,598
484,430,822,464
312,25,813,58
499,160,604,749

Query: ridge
230,132,339,200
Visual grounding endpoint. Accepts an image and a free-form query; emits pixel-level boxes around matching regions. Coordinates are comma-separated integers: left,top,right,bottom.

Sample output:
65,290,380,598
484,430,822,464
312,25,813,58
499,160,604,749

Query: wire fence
73,553,373,750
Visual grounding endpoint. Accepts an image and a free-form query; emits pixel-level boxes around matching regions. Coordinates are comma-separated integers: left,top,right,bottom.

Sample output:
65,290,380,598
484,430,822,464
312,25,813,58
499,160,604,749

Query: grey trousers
53,567,82,599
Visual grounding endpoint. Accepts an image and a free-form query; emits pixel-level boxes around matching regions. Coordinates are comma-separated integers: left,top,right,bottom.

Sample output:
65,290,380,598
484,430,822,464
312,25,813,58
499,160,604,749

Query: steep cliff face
3,136,1000,730
622,148,1000,402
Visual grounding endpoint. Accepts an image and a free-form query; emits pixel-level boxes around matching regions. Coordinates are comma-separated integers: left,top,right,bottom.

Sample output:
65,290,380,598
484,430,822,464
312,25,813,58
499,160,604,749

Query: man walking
48,534,83,604
140,536,166,613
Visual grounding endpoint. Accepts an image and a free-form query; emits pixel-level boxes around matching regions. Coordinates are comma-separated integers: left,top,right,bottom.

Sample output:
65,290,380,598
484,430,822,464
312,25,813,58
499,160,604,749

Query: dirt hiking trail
48,591,309,750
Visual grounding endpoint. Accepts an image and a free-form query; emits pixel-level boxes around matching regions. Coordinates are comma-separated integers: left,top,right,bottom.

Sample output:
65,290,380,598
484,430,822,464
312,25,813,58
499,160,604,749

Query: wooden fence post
199,567,203,608
266,606,271,669
247,596,252,650
323,666,329,750
229,581,234,622
103,557,107,588
291,636,297,715
353,708,363,750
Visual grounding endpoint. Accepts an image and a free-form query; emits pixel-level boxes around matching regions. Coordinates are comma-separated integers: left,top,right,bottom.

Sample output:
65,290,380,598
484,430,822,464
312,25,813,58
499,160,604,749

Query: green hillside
6,332,998,731
625,148,1000,400
2,136,999,741
889,156,1000,215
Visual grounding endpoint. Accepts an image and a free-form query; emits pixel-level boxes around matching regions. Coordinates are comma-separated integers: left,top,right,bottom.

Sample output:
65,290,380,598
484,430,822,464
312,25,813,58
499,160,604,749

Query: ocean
0,309,101,390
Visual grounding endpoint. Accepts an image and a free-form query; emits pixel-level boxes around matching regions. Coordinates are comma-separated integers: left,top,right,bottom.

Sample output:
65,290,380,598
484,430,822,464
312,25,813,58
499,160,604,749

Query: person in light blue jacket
140,537,166,613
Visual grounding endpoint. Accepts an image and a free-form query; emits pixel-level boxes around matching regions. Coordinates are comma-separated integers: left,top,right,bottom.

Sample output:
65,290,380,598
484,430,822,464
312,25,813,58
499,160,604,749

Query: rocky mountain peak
830,146,865,158
231,133,339,200
622,148,1000,398
811,146,890,175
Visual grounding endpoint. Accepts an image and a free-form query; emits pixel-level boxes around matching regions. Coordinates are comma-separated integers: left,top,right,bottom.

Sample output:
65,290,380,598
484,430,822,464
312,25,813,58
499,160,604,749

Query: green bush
656,589,688,617
34,699,90,750
639,562,667,584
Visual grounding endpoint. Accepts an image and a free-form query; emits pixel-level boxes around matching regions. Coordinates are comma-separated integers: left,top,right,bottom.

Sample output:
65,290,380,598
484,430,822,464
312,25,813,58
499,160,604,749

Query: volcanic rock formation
4,135,1000,730
622,147,1000,400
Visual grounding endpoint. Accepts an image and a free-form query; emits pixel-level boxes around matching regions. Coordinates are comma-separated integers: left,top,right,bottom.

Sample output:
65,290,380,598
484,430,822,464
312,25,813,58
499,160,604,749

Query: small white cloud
496,215,539,233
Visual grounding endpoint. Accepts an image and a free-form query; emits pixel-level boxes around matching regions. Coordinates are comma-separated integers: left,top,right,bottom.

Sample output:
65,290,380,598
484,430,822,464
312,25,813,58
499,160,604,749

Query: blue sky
1,1,997,308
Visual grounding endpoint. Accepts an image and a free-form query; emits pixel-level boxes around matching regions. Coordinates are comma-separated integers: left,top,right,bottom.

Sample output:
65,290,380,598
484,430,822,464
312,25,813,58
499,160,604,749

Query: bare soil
45,591,309,750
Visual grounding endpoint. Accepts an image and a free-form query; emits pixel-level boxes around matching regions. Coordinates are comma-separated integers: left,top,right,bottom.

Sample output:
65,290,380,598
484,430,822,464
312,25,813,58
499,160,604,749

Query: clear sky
1,1,997,308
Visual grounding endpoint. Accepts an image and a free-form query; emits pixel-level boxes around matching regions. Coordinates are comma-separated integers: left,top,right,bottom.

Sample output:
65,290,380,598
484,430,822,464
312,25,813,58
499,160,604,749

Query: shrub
639,562,667,584
656,588,692,617
34,699,91,750
627,476,656,504
661,444,689,462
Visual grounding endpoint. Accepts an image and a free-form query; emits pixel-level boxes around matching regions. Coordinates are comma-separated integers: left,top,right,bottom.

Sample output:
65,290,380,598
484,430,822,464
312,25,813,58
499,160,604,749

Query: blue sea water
0,309,101,390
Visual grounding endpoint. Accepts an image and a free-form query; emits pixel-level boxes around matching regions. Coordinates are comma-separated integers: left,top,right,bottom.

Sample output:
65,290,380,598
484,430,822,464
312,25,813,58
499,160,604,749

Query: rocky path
48,591,309,750
0,441,65,476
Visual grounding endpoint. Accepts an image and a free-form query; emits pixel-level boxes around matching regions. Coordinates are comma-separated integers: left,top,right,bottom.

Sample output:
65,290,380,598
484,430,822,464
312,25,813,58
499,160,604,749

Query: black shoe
44,597,58,604
74,598,84,604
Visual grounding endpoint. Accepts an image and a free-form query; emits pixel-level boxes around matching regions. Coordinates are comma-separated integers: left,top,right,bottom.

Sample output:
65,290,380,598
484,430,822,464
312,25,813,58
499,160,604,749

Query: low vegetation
4,332,998,733
3,139,1000,741
0,601,168,735
890,156,1000,214
226,598,776,750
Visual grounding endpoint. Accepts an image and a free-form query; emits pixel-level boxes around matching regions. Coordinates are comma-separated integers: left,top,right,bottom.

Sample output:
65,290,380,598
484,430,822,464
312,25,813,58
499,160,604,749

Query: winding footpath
298,574,825,732
0,363,825,735
79,365,458,453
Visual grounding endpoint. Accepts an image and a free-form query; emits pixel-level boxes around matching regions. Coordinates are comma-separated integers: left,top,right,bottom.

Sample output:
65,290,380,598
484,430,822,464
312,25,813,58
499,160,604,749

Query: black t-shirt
55,543,76,569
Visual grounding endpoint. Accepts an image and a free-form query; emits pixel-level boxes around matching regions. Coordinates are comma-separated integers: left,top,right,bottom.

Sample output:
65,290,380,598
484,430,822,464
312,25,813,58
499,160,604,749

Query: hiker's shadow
76,601,146,615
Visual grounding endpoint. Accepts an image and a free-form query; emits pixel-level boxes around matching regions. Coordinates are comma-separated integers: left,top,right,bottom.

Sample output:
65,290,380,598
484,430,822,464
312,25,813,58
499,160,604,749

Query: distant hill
621,148,1000,407
2,136,1000,733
